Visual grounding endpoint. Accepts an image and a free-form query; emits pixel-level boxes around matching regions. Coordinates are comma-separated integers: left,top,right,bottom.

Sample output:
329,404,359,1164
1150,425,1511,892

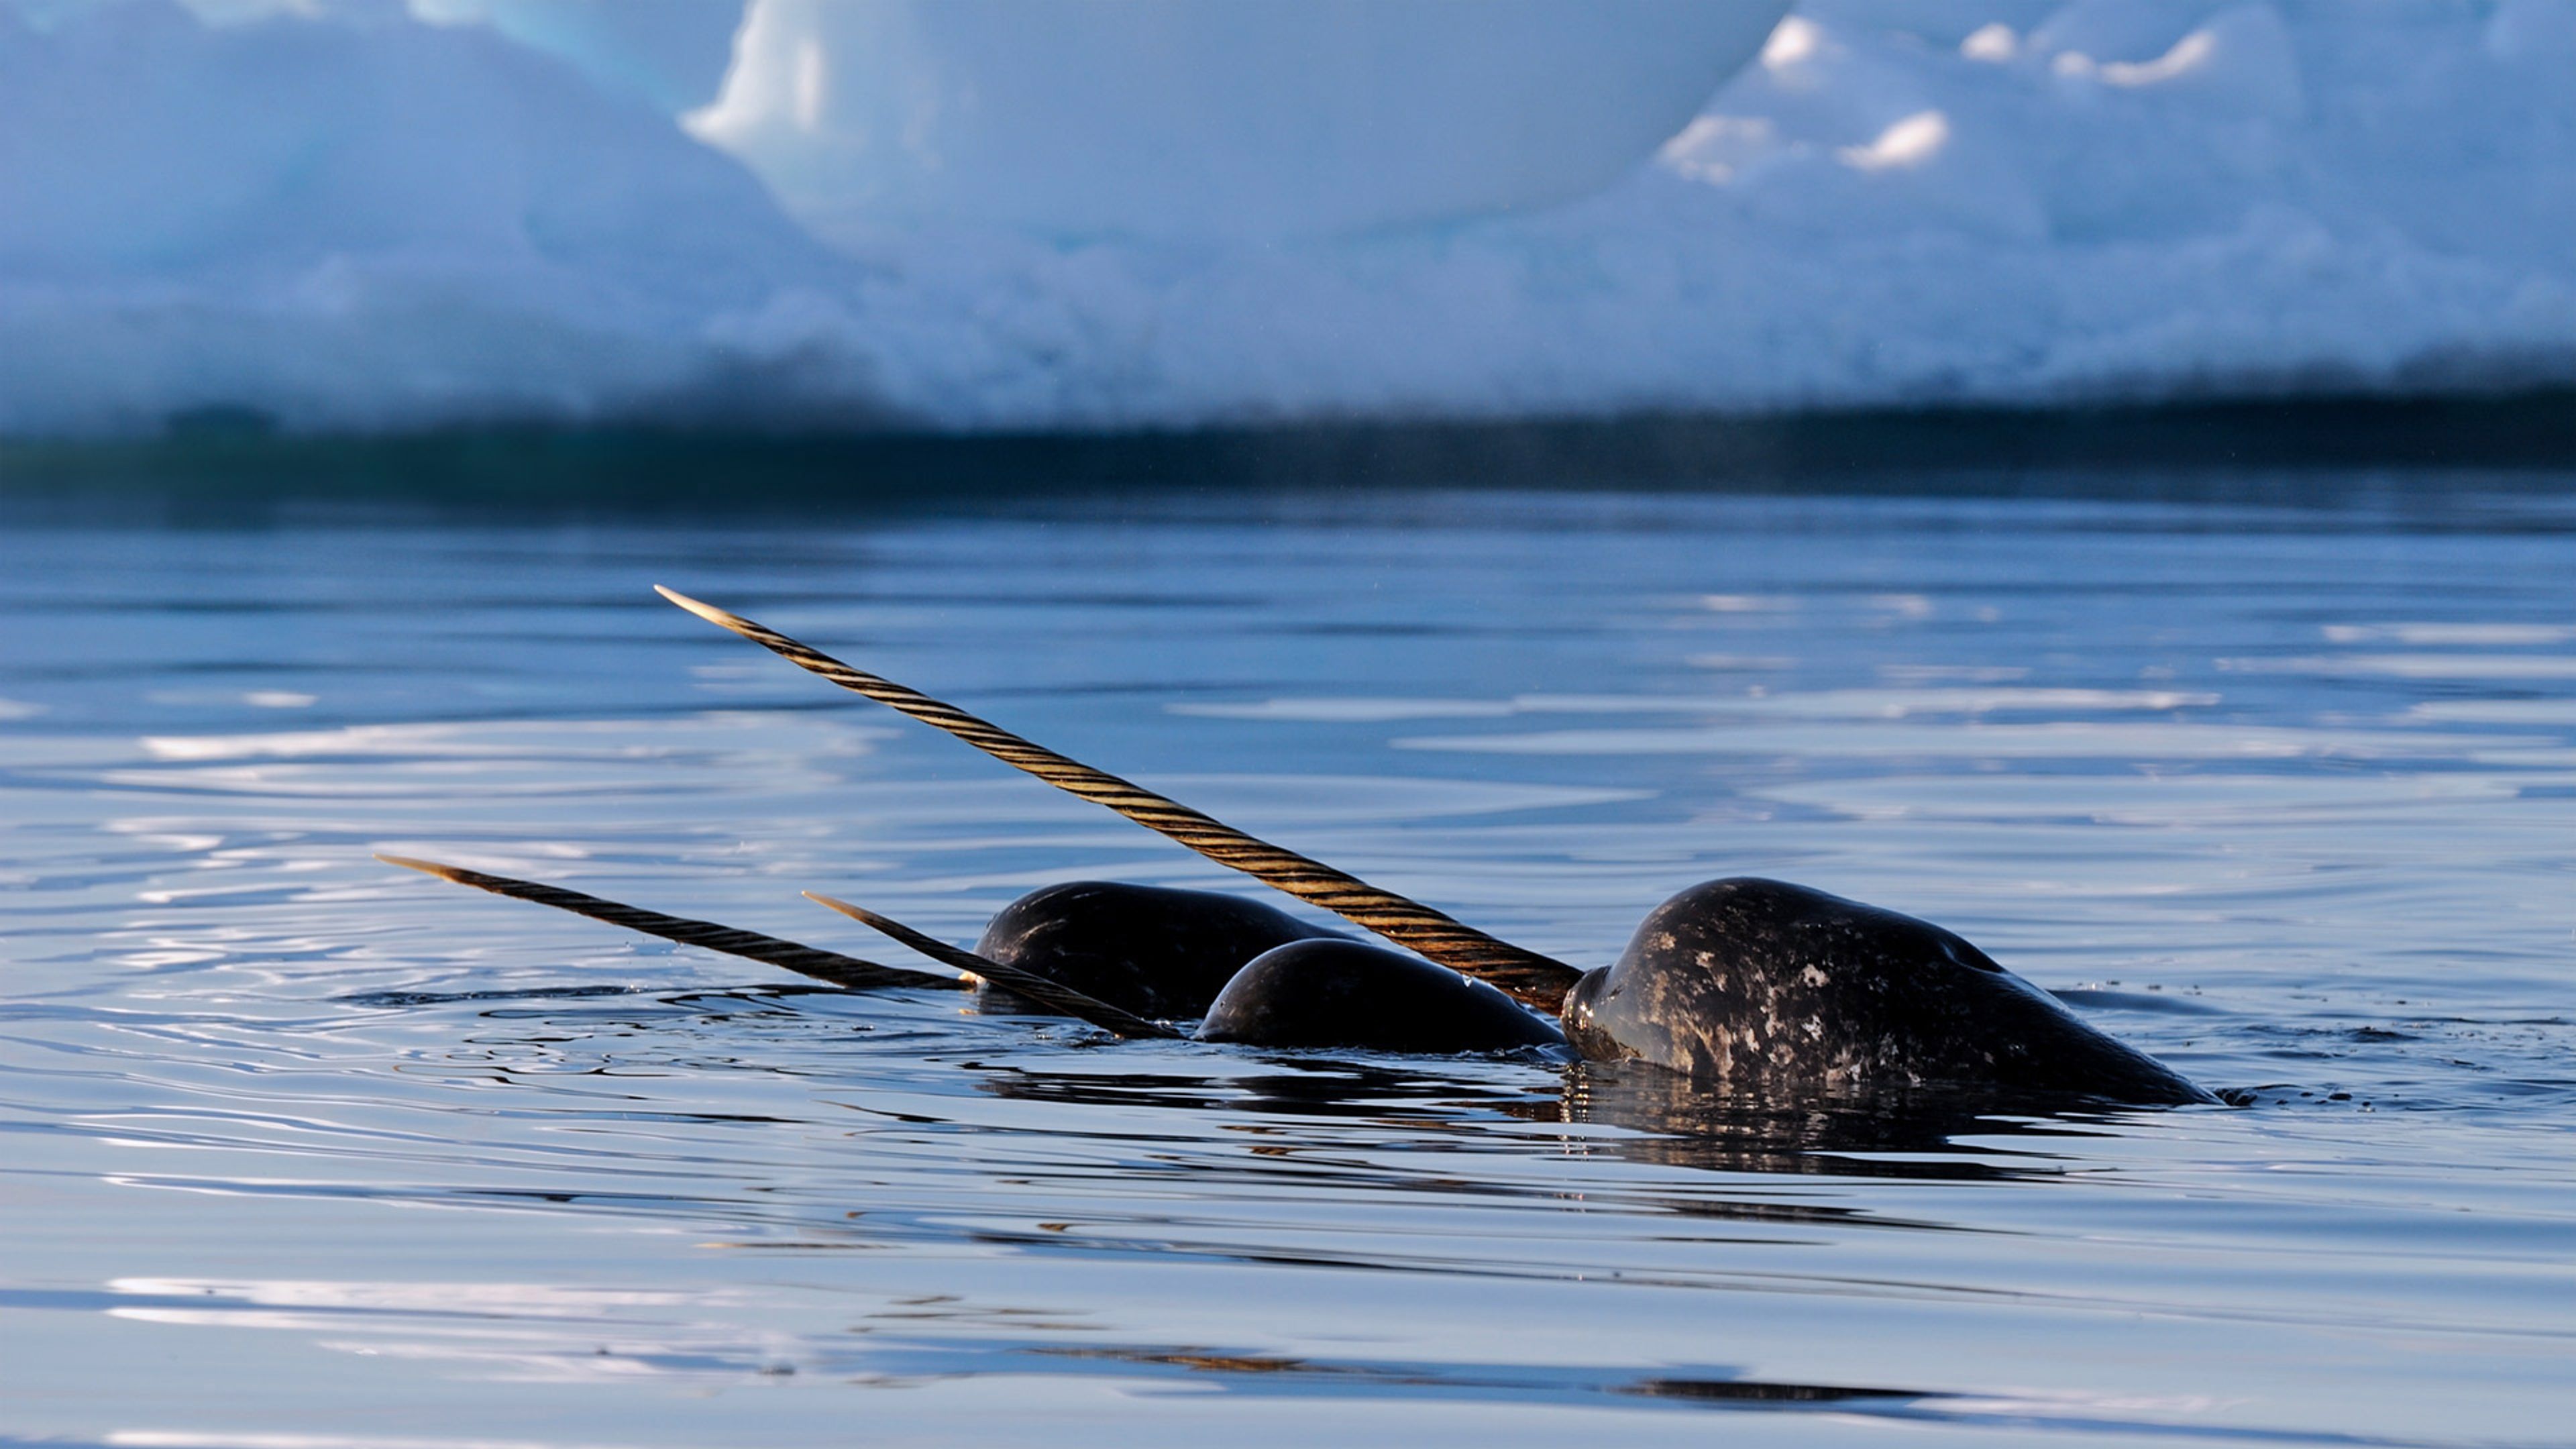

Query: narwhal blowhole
382,588,2220,1110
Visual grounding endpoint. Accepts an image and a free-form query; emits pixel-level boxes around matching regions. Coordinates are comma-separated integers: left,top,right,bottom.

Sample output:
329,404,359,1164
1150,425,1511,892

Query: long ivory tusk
656,586,1585,1011
376,854,962,992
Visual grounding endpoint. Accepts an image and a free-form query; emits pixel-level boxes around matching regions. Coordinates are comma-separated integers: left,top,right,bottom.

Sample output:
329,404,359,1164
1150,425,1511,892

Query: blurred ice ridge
3,0,2572,437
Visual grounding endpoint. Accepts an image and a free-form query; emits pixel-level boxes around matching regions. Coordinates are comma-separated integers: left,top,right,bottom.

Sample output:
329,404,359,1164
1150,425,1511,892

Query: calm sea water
3,474,2572,1447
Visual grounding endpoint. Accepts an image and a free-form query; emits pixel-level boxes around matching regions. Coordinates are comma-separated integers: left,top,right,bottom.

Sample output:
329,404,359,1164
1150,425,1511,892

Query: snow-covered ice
3,0,2572,437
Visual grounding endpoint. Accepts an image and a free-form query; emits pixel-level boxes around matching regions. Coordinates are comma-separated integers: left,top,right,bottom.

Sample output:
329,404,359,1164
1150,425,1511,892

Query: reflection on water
1552,1065,2104,1181
3,474,2575,1448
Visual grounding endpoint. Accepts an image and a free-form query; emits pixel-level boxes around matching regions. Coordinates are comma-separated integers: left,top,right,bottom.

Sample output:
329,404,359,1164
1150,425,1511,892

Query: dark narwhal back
975,880,1339,1019
1562,878,2213,1106
1198,938,1568,1054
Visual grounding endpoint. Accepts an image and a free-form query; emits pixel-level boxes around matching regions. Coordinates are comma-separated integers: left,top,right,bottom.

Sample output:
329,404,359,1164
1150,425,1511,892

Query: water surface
3,474,2573,1447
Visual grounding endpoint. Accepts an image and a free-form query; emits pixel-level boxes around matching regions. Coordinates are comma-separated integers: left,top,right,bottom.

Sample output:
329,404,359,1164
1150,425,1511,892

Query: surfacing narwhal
380,588,2215,1109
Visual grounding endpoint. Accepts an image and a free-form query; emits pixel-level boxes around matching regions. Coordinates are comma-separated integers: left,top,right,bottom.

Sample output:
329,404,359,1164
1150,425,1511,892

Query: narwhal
380,588,2215,1108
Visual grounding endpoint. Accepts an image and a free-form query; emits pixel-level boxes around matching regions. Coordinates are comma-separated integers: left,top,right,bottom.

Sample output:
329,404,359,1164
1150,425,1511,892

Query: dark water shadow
1012,1342,1927,1410
849,1339,2501,1445
6,391,2576,529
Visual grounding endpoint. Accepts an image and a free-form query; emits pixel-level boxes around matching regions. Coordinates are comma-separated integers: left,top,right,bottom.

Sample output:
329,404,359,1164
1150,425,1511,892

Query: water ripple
3,484,2573,1447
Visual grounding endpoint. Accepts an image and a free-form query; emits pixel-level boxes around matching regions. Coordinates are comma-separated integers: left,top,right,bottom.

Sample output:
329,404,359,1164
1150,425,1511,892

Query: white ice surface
3,0,2573,437
690,1,1790,241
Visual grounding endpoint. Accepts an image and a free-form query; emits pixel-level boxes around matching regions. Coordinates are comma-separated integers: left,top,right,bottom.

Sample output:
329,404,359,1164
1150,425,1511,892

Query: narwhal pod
393,589,2218,1112
1561,878,2216,1106
956,877,2198,1102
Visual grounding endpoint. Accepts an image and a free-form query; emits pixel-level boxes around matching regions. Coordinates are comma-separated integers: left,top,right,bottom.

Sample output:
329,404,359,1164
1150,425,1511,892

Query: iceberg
689,0,1791,241
410,0,743,112
2,0,2572,438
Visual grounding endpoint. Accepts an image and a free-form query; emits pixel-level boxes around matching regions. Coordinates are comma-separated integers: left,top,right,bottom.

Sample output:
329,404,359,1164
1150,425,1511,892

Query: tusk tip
653,585,738,629
802,890,869,922
804,891,976,983
375,853,460,881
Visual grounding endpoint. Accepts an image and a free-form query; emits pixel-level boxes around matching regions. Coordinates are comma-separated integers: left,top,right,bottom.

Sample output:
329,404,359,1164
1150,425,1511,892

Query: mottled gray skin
1562,878,2215,1106
1199,939,1569,1054
974,880,1338,1019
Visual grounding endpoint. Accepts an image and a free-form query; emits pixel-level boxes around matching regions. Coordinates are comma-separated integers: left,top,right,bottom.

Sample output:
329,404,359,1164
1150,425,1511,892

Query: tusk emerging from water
376,854,963,993
658,585,1586,1011
801,892,1183,1039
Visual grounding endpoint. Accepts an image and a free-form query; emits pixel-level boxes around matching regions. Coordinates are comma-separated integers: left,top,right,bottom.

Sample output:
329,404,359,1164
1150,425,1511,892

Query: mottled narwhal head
974,880,1340,1019
1562,879,2214,1106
